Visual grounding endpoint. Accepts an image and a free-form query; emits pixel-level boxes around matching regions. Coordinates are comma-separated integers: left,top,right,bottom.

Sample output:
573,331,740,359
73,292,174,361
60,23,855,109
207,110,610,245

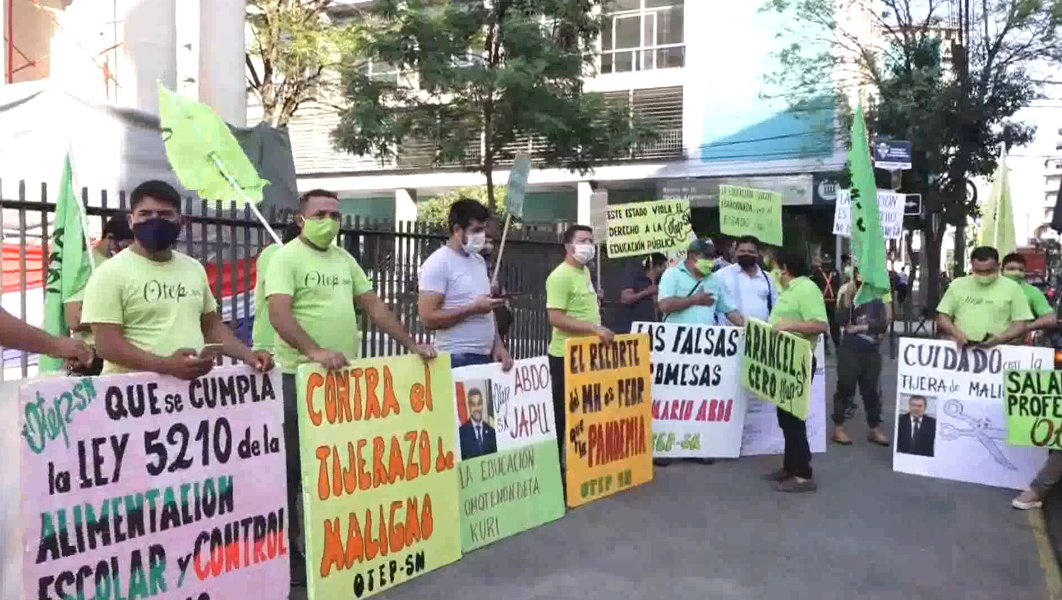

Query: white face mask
463,231,486,254
572,243,596,265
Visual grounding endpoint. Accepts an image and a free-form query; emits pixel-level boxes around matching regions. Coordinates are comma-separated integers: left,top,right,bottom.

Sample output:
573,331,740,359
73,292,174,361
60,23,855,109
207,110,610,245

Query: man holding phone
418,198,513,370
936,246,1032,348
82,180,273,378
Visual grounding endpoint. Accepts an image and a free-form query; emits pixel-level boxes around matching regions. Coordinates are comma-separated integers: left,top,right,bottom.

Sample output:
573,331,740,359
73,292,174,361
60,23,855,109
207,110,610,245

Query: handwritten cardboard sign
1004,369,1062,450
739,318,812,420
719,185,782,246
605,199,693,258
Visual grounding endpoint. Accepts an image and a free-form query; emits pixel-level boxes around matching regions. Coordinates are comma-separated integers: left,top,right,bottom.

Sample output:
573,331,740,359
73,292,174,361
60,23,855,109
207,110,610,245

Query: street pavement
292,352,1052,600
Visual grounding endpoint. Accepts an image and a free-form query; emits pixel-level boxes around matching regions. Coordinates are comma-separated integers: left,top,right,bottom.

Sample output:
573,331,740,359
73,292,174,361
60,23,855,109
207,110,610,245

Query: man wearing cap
655,238,744,466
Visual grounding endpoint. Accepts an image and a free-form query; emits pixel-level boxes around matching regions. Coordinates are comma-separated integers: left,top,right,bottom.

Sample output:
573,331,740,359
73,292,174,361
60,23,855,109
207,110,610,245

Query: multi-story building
282,0,853,231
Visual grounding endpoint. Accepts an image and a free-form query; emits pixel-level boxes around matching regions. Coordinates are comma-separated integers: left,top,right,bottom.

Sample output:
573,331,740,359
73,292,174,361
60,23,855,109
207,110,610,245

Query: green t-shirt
264,238,374,374
545,262,600,357
1020,281,1054,319
66,246,111,346
768,276,828,350
936,275,1033,342
81,249,218,375
251,244,280,351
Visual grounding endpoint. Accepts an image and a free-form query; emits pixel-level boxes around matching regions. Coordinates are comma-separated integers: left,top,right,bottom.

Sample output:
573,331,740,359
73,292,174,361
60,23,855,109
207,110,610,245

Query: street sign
873,140,912,171
904,194,922,216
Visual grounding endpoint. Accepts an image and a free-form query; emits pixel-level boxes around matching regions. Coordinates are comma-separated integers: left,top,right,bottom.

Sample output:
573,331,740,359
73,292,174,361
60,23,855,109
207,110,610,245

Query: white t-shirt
419,246,496,354
715,263,777,323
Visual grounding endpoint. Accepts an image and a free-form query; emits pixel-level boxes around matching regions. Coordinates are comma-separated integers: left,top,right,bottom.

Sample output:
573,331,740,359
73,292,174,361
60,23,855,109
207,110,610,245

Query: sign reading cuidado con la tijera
20,366,289,600
297,354,461,600
564,333,653,508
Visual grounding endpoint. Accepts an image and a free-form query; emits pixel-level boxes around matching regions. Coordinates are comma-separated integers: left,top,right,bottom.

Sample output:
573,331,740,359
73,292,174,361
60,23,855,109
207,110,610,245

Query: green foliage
331,0,656,210
417,187,507,227
246,0,359,126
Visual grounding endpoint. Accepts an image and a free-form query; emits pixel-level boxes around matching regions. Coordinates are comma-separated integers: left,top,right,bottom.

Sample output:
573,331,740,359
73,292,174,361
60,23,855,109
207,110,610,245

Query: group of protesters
4,181,1062,587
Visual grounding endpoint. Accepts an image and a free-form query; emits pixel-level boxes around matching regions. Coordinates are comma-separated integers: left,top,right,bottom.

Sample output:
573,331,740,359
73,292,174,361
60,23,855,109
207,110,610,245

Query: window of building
356,59,401,84
600,0,684,74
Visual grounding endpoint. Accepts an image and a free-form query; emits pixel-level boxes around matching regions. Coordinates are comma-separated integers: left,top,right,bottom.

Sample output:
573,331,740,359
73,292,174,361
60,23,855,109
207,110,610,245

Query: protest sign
894,339,1050,489
739,318,813,420
564,334,653,508
19,367,289,600
632,322,747,458
605,199,692,258
2,380,21,600
1003,369,1062,450
740,338,827,456
832,190,904,241
298,355,461,599
451,357,565,552
719,185,782,246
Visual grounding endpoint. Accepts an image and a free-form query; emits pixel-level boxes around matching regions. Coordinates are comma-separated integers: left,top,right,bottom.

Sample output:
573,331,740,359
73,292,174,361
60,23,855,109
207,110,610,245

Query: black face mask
736,255,757,269
133,218,181,252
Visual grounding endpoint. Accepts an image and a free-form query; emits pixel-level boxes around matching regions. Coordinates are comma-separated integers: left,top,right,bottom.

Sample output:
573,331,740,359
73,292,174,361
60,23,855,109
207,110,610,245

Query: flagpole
211,155,283,245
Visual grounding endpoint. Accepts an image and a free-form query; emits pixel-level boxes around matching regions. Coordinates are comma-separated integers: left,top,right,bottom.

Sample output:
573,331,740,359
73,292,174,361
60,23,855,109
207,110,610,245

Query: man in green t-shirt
1000,252,1056,338
936,246,1033,348
546,224,612,464
82,180,272,378
64,215,134,376
251,222,301,353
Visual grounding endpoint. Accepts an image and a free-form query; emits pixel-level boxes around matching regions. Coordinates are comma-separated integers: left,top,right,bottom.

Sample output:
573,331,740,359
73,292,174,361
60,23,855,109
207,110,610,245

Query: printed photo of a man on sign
457,380,498,460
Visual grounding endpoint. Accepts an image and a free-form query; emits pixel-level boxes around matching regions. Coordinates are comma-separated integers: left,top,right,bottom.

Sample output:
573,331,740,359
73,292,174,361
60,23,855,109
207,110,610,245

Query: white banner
833,190,905,241
740,337,827,456
633,322,748,458
893,338,1051,489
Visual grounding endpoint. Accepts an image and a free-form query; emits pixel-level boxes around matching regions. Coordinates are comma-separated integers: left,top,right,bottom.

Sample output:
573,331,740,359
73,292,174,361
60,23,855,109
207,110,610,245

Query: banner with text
564,334,653,507
739,318,813,420
1004,369,1062,450
452,357,564,552
833,190,904,240
605,199,693,258
633,322,747,458
297,355,461,599
894,339,1050,490
719,185,783,246
740,338,827,455
20,367,289,600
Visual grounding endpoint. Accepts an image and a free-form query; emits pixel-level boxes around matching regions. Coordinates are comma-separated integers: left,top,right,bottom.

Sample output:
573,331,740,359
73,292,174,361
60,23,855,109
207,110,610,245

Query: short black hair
563,224,593,245
775,249,812,278
646,252,667,267
908,395,927,406
448,198,490,233
298,189,339,213
734,235,760,250
467,388,483,401
970,246,1000,263
1001,252,1025,268
282,221,301,244
130,180,181,211
102,215,133,240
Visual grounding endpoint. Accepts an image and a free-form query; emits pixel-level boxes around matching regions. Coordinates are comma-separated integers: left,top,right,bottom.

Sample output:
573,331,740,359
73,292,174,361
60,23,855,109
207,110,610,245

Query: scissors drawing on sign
938,399,1016,471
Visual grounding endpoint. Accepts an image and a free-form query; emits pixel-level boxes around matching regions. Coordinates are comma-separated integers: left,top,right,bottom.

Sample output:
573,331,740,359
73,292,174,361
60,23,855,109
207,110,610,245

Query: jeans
832,343,883,427
777,356,818,479
281,374,303,556
450,353,492,369
549,354,566,466
1032,451,1062,494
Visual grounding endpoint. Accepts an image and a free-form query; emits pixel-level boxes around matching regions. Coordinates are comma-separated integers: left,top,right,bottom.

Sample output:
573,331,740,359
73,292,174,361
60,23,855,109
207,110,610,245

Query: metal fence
1,181,568,379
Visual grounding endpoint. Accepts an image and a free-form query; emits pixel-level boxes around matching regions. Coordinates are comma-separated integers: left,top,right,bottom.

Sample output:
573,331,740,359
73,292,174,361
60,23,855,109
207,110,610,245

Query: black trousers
548,355,566,465
824,304,841,351
833,343,883,427
777,356,817,479
281,374,303,556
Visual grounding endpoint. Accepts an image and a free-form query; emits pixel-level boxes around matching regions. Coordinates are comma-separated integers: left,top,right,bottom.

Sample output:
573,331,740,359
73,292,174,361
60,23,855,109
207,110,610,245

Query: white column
175,0,200,99
198,0,246,126
577,181,593,225
121,0,178,113
395,188,418,223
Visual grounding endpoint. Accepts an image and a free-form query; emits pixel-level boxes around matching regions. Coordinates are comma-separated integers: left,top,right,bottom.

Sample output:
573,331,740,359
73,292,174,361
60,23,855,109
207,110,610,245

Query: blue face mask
133,218,181,252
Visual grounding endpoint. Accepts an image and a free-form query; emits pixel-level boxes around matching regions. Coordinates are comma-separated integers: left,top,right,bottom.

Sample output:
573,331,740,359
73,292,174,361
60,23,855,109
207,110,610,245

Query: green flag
849,106,890,306
39,154,92,372
157,82,269,204
978,150,1016,257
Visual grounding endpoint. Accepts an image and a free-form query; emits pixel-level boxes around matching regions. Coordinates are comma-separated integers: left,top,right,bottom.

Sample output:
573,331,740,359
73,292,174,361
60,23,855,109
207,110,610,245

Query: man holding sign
936,246,1031,347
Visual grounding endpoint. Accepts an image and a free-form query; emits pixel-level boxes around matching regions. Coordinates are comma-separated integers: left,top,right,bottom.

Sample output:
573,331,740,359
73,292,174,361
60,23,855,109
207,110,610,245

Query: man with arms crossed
936,246,1032,348
266,189,435,581
418,198,512,370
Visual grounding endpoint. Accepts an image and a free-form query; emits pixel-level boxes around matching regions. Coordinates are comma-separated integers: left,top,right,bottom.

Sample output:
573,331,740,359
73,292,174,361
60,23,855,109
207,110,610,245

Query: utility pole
950,0,973,277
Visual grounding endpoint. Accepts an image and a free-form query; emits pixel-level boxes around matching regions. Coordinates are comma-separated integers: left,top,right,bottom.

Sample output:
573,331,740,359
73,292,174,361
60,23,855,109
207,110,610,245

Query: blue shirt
658,262,735,324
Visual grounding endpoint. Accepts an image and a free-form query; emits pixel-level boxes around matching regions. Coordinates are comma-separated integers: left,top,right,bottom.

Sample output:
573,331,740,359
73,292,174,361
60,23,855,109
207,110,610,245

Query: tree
418,186,507,227
245,0,358,127
331,0,655,211
762,0,1061,301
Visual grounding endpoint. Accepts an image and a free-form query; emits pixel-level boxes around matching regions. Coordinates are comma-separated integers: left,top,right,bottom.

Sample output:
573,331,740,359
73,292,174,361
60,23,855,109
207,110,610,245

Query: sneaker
832,427,853,445
776,477,817,493
653,458,673,467
867,428,890,447
1012,489,1043,510
763,468,790,482
691,457,716,465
